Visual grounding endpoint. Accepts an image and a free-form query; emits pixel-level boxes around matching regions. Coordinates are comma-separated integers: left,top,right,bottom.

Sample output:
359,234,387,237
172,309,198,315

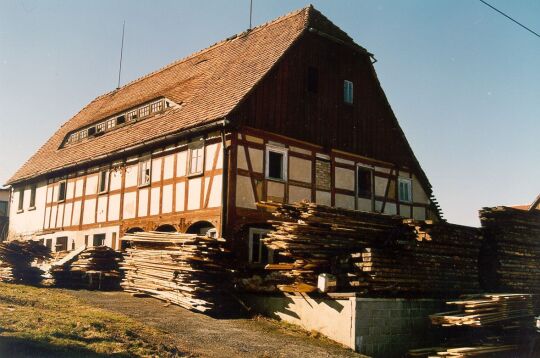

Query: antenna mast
117,21,125,90
249,0,253,29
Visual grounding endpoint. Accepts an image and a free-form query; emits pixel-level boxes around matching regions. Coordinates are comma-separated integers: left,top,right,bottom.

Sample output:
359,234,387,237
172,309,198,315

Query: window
398,178,412,203
127,110,138,122
57,181,67,202
265,146,288,181
56,237,68,252
0,201,8,216
344,80,354,104
139,105,150,118
307,67,318,93
93,233,106,247
29,184,36,208
98,169,109,193
45,238,53,250
188,141,205,176
249,228,272,264
17,188,24,211
138,156,152,186
150,100,163,113
357,166,373,198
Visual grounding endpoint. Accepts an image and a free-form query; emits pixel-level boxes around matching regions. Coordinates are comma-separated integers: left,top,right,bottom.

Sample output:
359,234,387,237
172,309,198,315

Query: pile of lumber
408,344,520,357
409,293,537,357
251,202,481,295
351,221,482,295
480,206,540,293
0,240,51,283
429,293,535,327
51,246,122,290
120,231,231,313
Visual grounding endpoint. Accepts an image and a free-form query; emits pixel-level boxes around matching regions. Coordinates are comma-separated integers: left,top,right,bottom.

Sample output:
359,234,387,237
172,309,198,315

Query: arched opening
185,221,217,237
125,227,144,234
155,224,177,233
122,227,144,251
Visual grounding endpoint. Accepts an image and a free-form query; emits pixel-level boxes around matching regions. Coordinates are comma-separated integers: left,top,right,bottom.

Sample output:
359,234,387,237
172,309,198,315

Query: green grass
0,283,183,357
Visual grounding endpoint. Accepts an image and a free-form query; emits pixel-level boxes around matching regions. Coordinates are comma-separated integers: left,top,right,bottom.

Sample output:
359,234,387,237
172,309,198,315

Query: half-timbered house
6,6,440,262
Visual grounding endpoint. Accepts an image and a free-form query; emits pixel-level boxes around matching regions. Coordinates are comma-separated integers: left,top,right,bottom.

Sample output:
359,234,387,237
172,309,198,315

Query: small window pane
398,179,412,203
29,185,36,207
268,151,284,180
138,158,151,186
139,105,150,118
344,80,353,104
0,201,8,216
189,144,204,175
99,170,109,193
18,189,24,210
58,182,67,201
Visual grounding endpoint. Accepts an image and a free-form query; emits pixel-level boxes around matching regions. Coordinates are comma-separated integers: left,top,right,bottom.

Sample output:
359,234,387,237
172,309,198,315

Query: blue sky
0,0,538,226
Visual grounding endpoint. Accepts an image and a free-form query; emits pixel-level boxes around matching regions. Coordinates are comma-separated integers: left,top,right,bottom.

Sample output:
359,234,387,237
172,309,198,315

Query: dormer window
62,98,178,147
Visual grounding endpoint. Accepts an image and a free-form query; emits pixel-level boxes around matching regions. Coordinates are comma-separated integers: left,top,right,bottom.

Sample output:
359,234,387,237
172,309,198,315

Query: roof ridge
90,6,311,104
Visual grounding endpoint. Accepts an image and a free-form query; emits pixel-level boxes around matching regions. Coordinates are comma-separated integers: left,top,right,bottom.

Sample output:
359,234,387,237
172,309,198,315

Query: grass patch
0,283,184,357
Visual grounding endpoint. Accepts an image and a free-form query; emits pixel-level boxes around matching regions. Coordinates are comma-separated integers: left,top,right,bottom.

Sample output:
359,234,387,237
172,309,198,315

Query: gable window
344,80,354,104
357,166,373,198
17,188,24,212
56,237,68,252
138,156,151,187
398,178,412,203
58,181,67,202
249,228,272,264
98,169,109,193
266,146,288,181
29,184,37,208
307,66,318,93
188,141,205,176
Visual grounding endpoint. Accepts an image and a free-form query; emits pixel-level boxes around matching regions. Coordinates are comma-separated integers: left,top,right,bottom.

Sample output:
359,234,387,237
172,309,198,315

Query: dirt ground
67,290,364,358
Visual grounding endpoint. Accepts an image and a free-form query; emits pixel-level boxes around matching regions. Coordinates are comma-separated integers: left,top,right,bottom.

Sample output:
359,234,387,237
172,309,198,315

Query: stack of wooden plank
51,246,122,290
408,294,536,357
480,206,540,293
254,202,481,295
429,293,535,327
120,231,231,313
351,221,482,295
408,344,519,357
0,240,51,283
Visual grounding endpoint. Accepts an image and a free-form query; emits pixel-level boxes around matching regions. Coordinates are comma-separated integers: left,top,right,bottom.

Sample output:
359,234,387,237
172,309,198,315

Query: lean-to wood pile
0,240,51,283
479,206,540,293
51,246,122,290
246,202,481,295
120,232,231,313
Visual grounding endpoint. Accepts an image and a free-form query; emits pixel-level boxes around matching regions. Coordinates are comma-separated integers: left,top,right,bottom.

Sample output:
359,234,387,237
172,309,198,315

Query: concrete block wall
355,298,446,357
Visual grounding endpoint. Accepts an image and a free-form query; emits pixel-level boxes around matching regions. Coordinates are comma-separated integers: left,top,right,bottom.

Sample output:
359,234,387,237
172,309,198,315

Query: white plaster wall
413,206,426,220
176,150,187,177
123,192,136,219
75,178,84,197
85,175,98,196
9,181,48,238
400,205,412,218
96,195,107,222
150,187,160,215
175,182,185,211
207,175,222,208
236,175,256,209
289,157,312,183
82,199,96,224
138,188,149,217
163,154,174,180
110,169,122,191
187,177,202,210
412,175,429,204
316,190,331,206
289,185,311,204
125,164,138,188
335,194,355,210
151,157,162,183
335,167,355,191
108,194,121,221
357,198,372,212
63,202,73,227
162,184,173,213
72,201,82,225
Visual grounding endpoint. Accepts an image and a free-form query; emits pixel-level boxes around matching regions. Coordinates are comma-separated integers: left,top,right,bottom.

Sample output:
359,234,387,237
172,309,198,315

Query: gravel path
67,290,364,358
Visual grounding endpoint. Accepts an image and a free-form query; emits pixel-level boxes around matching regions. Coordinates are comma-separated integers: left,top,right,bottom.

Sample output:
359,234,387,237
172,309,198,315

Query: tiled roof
10,6,360,184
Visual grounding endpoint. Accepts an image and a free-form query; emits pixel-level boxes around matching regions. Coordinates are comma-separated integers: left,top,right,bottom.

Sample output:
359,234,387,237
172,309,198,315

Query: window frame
92,233,106,247
98,169,110,194
265,145,288,182
0,200,8,217
344,79,354,104
356,165,373,199
57,180,67,202
17,188,25,212
29,184,37,209
138,156,152,187
398,177,413,203
248,228,272,264
187,140,205,177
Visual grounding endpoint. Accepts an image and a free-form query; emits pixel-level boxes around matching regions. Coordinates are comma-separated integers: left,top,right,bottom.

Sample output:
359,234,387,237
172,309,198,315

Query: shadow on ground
0,336,121,358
